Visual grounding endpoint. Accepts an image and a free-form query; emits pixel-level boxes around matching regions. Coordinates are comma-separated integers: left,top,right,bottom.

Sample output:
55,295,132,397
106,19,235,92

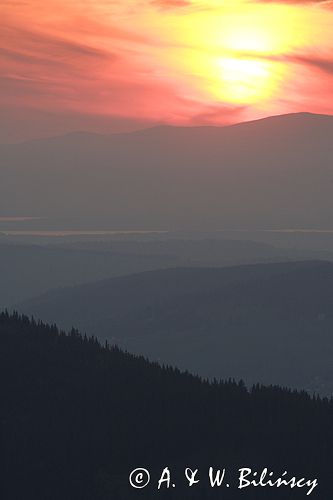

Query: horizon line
2,110,333,147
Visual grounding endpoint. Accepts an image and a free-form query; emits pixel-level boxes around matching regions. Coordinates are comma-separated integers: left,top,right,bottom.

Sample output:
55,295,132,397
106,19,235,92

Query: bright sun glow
188,6,298,105
212,57,272,104
147,2,318,108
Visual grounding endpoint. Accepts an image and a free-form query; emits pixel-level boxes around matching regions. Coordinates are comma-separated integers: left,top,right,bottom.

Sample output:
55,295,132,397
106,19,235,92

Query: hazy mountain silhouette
16,260,333,395
2,237,328,306
1,312,332,500
56,237,326,261
1,112,333,230
0,242,179,306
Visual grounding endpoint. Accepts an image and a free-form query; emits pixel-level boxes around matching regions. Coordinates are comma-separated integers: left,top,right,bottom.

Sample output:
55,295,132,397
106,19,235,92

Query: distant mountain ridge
1,237,321,306
17,260,333,395
1,112,333,230
3,111,331,146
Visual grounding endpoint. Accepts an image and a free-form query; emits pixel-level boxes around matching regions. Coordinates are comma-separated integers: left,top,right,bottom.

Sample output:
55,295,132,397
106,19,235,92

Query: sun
144,1,317,110
209,57,273,104
153,3,293,106
206,20,288,104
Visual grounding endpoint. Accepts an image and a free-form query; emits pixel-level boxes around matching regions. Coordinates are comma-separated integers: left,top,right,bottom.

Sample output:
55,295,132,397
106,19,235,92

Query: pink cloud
150,0,191,9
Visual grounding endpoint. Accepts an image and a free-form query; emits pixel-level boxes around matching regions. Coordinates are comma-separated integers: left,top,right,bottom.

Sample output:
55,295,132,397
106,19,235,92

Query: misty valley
1,114,333,499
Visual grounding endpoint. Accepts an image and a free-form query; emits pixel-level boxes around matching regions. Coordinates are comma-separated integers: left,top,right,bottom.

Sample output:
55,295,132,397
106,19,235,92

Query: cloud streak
254,0,333,8
150,0,192,9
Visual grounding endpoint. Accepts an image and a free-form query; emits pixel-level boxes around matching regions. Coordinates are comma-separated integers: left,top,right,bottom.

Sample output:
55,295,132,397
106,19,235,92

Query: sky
1,0,333,141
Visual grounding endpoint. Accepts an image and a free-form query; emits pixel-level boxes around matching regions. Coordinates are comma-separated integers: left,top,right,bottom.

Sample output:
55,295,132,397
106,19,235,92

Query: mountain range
1,112,333,230
3,236,332,306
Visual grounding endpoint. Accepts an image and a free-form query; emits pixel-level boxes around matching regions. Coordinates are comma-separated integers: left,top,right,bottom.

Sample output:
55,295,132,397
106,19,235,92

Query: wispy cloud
255,0,333,7
287,53,333,74
189,104,247,125
1,25,116,64
237,50,333,77
150,0,192,9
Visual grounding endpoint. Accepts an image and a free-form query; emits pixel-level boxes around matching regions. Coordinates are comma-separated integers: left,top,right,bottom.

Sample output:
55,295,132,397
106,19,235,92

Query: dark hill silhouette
0,242,179,306
0,238,296,306
1,112,333,230
0,312,332,500
3,236,329,307
17,260,333,395
0,232,333,307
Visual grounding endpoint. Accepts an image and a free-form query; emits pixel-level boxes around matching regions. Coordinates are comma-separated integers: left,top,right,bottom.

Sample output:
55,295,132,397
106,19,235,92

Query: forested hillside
0,312,332,499
17,261,333,394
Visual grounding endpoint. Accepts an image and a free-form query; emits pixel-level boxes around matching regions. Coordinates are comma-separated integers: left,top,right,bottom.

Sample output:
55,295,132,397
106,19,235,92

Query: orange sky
1,0,333,141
